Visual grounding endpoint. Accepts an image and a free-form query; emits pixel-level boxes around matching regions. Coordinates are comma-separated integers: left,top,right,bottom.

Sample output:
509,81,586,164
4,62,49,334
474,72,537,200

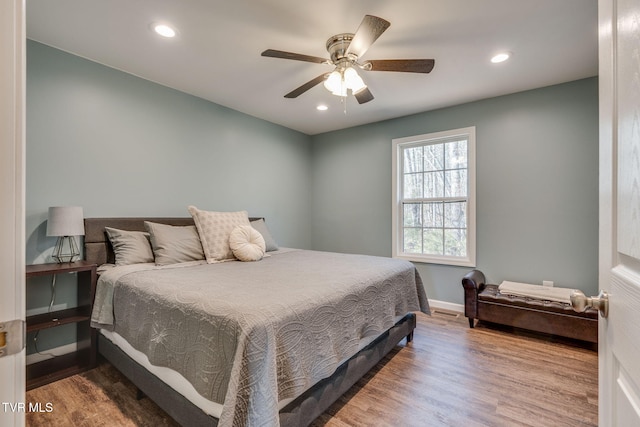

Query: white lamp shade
344,67,367,94
47,206,85,236
323,70,343,94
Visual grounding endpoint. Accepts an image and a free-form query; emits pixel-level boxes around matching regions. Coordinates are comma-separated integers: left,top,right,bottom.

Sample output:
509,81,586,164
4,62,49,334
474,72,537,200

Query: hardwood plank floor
26,311,598,426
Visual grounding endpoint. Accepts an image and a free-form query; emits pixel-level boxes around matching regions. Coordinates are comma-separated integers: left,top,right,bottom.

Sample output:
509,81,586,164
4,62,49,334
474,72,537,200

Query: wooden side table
25,261,97,390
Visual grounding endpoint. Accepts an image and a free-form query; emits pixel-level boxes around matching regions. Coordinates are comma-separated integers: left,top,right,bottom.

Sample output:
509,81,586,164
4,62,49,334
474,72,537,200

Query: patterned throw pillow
187,206,250,262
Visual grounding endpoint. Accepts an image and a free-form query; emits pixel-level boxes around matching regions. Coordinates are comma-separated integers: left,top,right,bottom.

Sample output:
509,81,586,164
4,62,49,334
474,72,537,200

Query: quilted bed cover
91,249,430,427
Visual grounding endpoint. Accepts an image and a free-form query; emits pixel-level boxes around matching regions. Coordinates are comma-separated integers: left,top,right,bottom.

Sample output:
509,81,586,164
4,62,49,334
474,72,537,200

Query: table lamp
46,206,85,263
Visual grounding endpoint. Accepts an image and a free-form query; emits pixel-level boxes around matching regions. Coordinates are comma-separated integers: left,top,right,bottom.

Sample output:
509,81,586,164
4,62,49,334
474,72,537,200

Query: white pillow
229,225,266,262
188,206,250,263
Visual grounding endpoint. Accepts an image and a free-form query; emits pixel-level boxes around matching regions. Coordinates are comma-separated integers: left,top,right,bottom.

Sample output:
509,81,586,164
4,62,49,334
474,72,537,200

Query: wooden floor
26,311,598,426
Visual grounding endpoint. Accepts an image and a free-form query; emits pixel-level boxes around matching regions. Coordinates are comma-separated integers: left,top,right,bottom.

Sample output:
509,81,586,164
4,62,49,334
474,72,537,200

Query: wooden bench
462,270,598,343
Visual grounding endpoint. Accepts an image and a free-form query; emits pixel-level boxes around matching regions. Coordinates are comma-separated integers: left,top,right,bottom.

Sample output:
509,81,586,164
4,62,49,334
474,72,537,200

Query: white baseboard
428,299,464,314
26,342,78,365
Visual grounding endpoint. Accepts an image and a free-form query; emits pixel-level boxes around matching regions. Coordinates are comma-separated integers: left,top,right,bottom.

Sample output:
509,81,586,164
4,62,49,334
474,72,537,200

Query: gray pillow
105,227,154,266
144,221,205,265
250,219,279,252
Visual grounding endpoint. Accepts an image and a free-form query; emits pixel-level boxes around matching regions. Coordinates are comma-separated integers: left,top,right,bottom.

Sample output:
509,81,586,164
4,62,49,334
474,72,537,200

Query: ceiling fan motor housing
326,33,356,66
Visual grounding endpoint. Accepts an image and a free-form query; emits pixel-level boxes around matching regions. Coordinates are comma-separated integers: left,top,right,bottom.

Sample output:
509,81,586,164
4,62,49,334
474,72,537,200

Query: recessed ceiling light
153,23,177,38
316,104,328,111
491,52,511,63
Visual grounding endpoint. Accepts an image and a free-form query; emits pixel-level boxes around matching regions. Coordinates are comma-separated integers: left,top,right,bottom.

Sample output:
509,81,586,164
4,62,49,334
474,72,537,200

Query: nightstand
25,261,97,390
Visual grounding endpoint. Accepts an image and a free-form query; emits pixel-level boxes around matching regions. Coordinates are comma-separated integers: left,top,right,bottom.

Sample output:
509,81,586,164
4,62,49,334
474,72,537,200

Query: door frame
0,0,26,426
598,0,614,422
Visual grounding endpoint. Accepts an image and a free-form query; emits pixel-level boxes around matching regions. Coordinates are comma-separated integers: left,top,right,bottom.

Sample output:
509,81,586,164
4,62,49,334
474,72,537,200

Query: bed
84,216,430,427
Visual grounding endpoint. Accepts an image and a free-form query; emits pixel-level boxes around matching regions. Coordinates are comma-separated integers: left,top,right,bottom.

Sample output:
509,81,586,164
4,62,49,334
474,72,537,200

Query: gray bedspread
91,249,429,427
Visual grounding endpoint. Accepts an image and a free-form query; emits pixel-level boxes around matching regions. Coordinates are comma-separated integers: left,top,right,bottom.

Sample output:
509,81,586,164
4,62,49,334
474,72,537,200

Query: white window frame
392,127,476,267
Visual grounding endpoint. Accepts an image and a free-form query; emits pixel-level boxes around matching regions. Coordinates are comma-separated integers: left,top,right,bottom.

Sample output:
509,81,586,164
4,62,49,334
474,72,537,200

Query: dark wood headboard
84,217,262,266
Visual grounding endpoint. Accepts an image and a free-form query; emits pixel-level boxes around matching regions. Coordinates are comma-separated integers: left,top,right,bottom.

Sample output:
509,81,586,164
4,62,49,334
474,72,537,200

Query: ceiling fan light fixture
324,67,367,97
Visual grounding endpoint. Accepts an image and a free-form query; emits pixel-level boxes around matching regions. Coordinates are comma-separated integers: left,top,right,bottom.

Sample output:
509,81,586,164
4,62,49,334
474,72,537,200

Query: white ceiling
26,0,598,135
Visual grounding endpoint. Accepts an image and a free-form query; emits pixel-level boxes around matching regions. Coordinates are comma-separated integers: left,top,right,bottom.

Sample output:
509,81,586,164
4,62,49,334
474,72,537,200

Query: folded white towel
498,281,576,304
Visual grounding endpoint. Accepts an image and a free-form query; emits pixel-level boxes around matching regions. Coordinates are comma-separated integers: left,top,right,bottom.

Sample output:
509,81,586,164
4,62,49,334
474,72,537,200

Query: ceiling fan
261,15,435,104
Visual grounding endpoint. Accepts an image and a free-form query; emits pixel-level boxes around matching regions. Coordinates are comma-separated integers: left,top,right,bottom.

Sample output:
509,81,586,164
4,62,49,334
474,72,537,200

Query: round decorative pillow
229,225,266,261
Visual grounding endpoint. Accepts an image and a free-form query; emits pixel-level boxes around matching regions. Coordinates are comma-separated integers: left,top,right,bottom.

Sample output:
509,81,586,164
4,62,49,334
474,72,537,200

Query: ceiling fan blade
284,74,327,98
354,87,374,104
346,15,390,58
366,59,435,73
262,49,329,64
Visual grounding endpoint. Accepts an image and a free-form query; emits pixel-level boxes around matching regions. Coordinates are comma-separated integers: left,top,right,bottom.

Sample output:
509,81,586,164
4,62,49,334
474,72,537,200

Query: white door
599,0,640,425
0,0,26,426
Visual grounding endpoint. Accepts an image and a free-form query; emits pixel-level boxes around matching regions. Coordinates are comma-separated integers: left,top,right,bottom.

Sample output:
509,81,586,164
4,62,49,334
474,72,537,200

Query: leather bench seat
462,270,598,344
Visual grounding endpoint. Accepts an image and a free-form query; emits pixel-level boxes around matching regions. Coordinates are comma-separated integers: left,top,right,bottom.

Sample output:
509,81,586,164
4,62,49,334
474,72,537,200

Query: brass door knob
570,290,609,318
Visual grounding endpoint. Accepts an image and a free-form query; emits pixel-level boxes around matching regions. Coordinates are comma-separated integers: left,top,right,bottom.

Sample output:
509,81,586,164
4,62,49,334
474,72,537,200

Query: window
392,127,476,266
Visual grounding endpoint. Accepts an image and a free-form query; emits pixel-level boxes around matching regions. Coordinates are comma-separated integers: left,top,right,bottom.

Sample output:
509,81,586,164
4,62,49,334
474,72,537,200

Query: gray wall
26,40,598,323
309,78,599,304
26,40,312,265
26,41,312,351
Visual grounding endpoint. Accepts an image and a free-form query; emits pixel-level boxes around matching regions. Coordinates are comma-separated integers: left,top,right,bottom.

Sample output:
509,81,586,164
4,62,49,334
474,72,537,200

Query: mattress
100,328,224,417
92,249,429,427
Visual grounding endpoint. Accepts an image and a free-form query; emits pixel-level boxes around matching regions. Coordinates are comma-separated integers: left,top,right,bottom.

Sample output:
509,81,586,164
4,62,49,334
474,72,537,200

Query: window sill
393,253,476,268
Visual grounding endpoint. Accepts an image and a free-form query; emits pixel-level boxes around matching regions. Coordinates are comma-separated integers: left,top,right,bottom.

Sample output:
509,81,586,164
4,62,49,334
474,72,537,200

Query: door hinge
0,319,25,357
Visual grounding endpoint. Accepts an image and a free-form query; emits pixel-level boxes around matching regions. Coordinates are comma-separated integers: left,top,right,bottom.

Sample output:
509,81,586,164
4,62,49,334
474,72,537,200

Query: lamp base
52,236,80,263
